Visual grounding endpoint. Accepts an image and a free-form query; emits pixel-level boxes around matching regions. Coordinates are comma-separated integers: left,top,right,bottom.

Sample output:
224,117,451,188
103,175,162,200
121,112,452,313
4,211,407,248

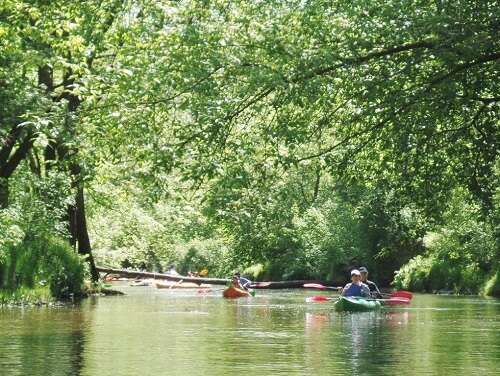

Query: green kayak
334,296,382,312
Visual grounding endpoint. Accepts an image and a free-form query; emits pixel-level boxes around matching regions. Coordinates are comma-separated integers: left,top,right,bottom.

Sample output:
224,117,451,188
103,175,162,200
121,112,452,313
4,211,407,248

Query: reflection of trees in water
349,311,411,374
341,312,379,372
305,312,330,331
68,326,85,375
218,297,311,374
0,308,89,376
304,312,333,374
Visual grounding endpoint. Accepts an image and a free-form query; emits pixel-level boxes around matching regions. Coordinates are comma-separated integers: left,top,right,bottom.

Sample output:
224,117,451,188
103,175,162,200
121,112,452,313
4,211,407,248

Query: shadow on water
0,302,91,376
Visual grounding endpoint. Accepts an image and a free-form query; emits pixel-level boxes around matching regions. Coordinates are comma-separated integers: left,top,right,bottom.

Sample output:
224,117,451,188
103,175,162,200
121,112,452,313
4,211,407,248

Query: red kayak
223,286,252,298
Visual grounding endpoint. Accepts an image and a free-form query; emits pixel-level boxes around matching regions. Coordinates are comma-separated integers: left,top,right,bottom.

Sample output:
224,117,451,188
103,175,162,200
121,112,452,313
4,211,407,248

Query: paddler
230,273,245,290
166,264,180,276
359,266,382,298
234,271,252,290
340,269,371,297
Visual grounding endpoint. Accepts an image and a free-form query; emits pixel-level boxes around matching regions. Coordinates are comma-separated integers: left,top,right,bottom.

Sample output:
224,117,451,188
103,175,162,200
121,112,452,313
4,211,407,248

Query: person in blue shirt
234,271,252,290
341,269,371,297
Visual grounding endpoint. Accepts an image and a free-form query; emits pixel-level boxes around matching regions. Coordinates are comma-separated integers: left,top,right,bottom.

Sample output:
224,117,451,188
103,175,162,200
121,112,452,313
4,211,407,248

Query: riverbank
2,274,498,309
0,284,124,307
0,286,54,307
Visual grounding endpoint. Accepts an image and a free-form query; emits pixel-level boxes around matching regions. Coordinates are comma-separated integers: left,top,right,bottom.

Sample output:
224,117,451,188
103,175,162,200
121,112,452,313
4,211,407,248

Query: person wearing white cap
359,266,382,298
340,269,371,297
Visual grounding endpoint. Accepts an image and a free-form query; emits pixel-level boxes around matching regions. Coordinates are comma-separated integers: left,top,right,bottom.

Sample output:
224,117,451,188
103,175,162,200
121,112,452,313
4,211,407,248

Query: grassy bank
0,282,125,307
0,286,54,306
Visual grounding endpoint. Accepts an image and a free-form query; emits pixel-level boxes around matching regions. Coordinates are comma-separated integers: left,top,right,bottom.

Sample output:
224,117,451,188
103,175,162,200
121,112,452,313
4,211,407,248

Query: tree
1,0,132,281
113,0,498,218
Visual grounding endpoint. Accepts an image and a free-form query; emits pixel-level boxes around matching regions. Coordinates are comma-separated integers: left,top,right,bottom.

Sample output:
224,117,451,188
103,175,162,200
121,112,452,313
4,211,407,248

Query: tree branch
0,125,22,166
295,40,436,83
429,52,500,87
0,130,35,178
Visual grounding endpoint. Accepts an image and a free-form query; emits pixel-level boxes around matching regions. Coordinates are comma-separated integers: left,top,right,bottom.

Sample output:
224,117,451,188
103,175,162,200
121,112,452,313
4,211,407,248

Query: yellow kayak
154,281,212,289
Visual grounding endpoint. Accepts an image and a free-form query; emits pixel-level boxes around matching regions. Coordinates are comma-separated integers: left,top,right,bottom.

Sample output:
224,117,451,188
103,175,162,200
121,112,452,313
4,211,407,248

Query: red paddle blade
385,297,410,305
306,295,332,303
391,291,413,300
303,283,326,289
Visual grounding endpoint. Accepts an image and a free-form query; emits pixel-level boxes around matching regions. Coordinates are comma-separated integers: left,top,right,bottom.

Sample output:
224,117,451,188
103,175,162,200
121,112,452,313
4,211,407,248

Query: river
1,283,499,375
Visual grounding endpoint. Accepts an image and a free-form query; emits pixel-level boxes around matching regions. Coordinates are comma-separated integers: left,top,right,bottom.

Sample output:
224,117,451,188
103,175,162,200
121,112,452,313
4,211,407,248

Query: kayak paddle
303,283,342,291
198,287,256,296
383,297,411,305
306,295,336,303
389,290,413,300
306,295,410,305
304,283,412,300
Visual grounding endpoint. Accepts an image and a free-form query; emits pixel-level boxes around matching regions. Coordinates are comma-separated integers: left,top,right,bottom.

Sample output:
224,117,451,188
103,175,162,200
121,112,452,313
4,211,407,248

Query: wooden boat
334,296,381,312
154,281,212,289
223,286,252,298
130,280,150,287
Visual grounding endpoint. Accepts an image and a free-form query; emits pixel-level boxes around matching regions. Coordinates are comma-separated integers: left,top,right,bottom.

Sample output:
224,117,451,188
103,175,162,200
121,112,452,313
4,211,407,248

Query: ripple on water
0,290,499,376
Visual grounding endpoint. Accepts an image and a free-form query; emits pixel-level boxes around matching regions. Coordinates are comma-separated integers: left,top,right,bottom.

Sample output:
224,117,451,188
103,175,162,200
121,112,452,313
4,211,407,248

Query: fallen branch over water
96,266,339,289
96,266,229,285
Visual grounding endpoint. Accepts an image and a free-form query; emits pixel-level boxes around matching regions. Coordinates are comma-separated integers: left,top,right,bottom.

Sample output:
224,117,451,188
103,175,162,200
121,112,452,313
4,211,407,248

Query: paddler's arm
372,283,383,298
340,283,350,296
361,284,371,297
240,277,252,290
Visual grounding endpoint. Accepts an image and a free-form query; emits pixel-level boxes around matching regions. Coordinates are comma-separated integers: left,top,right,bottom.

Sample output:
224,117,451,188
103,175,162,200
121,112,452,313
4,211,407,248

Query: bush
176,238,231,277
393,253,485,294
0,286,53,305
1,232,84,299
393,255,433,291
394,189,496,294
291,198,368,280
482,271,500,297
43,238,85,299
89,185,234,276
0,207,25,286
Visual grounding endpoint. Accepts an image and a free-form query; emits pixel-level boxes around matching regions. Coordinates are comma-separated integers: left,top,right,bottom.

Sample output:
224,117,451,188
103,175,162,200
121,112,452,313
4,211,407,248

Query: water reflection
0,307,88,376
1,289,499,375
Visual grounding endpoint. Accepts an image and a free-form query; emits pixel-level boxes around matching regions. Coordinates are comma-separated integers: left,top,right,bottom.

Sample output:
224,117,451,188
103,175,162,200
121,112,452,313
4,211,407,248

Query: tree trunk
94,266,342,289
0,177,8,208
96,266,230,285
0,130,35,209
74,184,99,282
312,165,321,204
50,65,101,283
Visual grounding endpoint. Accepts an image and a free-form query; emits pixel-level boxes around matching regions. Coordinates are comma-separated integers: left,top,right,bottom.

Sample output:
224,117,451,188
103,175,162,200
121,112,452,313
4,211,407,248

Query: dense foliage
1,0,498,298
0,170,84,298
394,188,498,293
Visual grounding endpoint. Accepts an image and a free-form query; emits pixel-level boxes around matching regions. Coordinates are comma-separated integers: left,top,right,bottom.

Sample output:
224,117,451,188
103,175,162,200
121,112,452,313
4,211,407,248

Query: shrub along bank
0,235,85,303
1,208,86,303
393,189,499,296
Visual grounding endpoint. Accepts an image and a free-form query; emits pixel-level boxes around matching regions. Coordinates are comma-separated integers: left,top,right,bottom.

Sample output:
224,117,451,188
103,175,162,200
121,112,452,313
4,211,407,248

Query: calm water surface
1,283,499,375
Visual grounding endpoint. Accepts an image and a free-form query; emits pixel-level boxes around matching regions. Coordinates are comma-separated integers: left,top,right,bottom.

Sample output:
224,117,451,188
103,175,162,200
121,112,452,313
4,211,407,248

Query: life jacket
344,283,363,297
